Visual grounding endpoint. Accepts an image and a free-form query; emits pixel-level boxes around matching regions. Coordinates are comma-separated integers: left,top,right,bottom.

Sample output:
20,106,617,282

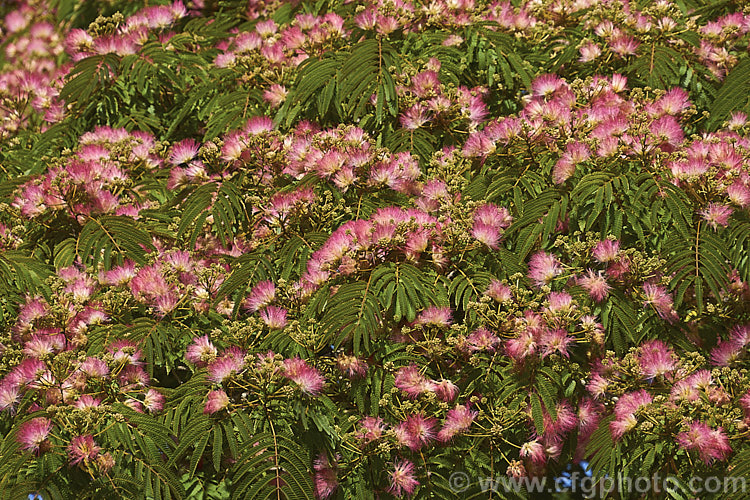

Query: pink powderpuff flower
169,139,199,165
68,435,100,465
578,42,601,62
528,251,562,287
676,422,732,464
739,392,750,418
486,280,513,302
397,414,436,451
637,340,676,379
185,336,218,366
263,84,287,108
432,379,459,402
0,384,19,413
259,306,288,329
473,203,513,230
471,222,501,249
207,347,246,384
244,280,276,312
519,439,546,465
505,331,537,361
642,283,678,323
143,389,165,413
415,306,452,327
313,453,339,499
75,395,101,409
592,240,620,263
108,340,142,365
336,354,368,378
394,365,435,398
540,329,575,358
577,270,611,302
610,389,653,440
79,357,109,378
203,389,230,414
356,416,385,444
282,357,325,396
466,327,501,352
17,417,53,453
389,460,419,497
437,405,477,442
700,203,733,230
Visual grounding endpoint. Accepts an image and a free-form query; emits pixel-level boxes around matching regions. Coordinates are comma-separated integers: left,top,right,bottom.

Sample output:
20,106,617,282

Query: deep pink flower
282,357,325,396
18,417,53,453
356,416,385,444
244,280,276,312
396,414,436,451
68,435,100,465
336,354,368,378
467,327,501,352
577,270,611,302
637,340,676,379
592,240,620,263
394,365,435,398
313,453,339,499
259,306,288,329
207,347,246,384
642,283,678,323
676,422,732,464
519,439,546,465
432,379,459,402
389,460,419,497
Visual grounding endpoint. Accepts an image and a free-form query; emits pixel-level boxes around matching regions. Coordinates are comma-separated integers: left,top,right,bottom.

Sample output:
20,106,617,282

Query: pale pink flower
437,405,477,442
185,336,218,366
528,251,562,287
207,347,246,384
415,306,452,327
356,416,385,444
204,389,230,414
519,439,546,465
394,365,435,398
592,240,619,262
244,280,276,312
700,203,733,229
336,354,368,378
577,270,611,302
259,306,288,329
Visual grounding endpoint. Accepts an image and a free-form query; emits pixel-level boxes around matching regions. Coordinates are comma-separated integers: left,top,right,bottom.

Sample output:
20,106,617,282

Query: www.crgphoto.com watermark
448,472,748,497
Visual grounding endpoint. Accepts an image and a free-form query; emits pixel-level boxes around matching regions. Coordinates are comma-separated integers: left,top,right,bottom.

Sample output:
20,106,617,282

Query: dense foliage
1,0,750,498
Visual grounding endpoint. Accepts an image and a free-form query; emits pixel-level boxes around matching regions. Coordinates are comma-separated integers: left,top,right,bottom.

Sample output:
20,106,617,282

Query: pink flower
108,340,142,365
185,336,218,366
486,280,513,302
244,280,276,312
700,203,733,229
528,251,562,287
540,329,575,358
415,306,452,327
207,347,246,384
17,417,53,453
432,379,459,402
577,270,611,302
282,357,325,396
68,435,100,465
642,283,678,323
396,414,436,451
637,340,676,379
676,422,732,464
169,139,199,165
592,240,620,263
610,390,652,440
143,389,165,413
394,365,435,398
356,416,385,444
437,405,477,442
204,390,230,414
519,439,546,465
313,453,338,499
467,327,501,352
259,306,288,329
336,354,368,378
389,460,419,497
